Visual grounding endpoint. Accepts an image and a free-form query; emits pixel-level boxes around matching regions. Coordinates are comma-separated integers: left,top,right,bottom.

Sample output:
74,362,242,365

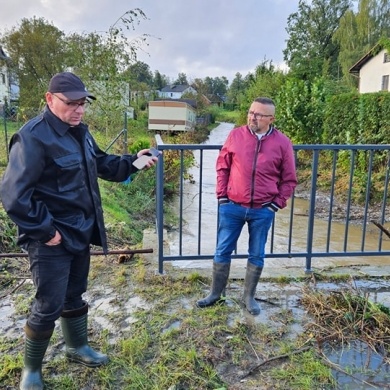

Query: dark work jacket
0,107,139,254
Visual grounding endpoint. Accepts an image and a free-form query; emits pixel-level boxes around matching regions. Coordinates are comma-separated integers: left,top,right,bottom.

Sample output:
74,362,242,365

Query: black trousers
26,241,90,332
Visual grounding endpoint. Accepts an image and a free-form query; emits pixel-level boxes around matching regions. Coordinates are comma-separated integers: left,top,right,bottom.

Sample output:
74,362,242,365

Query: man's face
46,92,88,126
247,102,275,133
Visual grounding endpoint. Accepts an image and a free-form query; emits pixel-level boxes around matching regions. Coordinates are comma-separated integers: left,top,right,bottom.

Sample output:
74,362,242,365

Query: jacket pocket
54,153,84,192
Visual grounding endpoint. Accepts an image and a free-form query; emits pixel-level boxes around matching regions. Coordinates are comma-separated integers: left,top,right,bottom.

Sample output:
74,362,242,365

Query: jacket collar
247,125,274,137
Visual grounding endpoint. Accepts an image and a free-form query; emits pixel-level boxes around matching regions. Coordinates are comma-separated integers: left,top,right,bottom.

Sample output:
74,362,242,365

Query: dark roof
349,43,386,74
206,94,224,103
160,84,192,93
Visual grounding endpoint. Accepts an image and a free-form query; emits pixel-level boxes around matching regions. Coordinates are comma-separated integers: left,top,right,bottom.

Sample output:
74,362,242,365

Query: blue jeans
27,241,90,332
214,202,274,267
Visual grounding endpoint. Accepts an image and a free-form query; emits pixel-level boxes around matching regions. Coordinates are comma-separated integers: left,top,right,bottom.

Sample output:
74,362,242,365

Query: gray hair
253,97,275,107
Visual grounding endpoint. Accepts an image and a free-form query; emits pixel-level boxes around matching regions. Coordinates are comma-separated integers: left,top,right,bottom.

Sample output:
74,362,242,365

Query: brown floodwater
166,122,390,273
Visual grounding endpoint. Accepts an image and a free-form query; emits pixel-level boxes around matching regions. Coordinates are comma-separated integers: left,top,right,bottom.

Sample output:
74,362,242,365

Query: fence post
123,111,128,154
305,149,319,273
3,107,9,162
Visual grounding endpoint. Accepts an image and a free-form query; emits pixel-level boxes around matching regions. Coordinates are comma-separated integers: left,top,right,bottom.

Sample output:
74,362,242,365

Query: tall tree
227,72,247,106
153,70,166,90
334,0,390,84
283,0,351,80
0,17,66,107
124,61,153,86
203,76,228,96
0,9,149,126
174,72,188,85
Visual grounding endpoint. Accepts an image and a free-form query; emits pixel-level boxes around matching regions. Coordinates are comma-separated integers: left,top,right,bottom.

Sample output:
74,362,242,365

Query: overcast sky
1,0,300,84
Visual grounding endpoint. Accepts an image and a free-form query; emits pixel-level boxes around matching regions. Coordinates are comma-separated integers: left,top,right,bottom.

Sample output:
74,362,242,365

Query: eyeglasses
248,111,273,119
52,94,90,110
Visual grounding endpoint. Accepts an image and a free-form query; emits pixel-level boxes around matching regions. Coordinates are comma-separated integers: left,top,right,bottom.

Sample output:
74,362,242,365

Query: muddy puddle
2,276,390,388
234,281,390,389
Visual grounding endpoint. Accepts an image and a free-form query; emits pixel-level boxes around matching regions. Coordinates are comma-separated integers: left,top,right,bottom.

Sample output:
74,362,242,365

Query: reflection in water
325,340,390,389
167,122,390,271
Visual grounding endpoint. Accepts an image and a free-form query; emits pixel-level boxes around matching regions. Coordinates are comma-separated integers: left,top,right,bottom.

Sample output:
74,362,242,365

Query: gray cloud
1,0,299,83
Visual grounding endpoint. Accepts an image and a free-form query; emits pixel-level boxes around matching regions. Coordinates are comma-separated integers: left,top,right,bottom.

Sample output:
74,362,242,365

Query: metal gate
154,137,390,274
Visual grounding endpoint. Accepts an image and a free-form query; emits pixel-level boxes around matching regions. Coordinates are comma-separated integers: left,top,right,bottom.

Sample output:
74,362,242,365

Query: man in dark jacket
0,72,159,390
197,97,297,315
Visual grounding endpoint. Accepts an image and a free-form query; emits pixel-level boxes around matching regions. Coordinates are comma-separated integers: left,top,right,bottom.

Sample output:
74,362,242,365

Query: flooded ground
2,255,390,389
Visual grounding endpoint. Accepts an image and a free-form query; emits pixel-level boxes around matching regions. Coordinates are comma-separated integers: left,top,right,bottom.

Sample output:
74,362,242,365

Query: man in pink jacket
197,97,297,315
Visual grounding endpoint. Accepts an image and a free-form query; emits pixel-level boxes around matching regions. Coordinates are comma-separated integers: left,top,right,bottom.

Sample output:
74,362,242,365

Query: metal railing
155,137,390,274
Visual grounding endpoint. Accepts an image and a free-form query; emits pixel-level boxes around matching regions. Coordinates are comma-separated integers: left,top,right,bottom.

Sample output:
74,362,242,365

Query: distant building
204,94,224,107
148,100,196,132
0,46,10,108
158,85,197,99
350,42,390,93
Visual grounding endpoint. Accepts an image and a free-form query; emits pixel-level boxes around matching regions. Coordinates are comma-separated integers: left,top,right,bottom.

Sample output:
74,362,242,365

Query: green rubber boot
60,302,108,368
20,325,53,390
243,262,263,315
196,262,230,307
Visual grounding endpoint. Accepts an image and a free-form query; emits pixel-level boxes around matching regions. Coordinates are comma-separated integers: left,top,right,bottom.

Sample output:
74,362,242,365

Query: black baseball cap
48,72,96,100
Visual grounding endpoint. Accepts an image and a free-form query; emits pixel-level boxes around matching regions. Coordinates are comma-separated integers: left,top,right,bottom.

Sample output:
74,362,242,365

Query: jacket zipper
250,138,262,207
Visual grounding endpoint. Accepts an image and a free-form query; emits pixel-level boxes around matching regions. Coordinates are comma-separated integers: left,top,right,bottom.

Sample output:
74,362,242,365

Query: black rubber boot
196,262,230,308
243,262,263,316
20,324,53,390
60,302,108,368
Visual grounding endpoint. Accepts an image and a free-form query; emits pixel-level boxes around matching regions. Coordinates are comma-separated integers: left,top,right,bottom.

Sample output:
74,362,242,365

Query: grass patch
301,286,390,353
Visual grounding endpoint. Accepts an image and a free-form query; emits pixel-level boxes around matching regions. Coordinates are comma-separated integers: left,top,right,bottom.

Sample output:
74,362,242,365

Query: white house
148,100,196,132
0,46,10,108
158,85,197,99
349,44,390,93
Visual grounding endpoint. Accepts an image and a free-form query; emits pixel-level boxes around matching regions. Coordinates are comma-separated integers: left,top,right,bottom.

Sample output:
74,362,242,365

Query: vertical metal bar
3,112,9,161
123,111,128,154
288,194,295,254
378,151,390,250
326,150,338,252
156,149,165,274
344,150,356,252
179,149,185,255
361,150,374,251
197,149,204,254
305,149,319,273
269,215,275,254
288,149,298,254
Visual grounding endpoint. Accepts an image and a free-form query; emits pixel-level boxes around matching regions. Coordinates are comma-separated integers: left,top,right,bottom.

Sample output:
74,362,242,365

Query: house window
382,75,389,91
384,52,390,63
0,73,5,84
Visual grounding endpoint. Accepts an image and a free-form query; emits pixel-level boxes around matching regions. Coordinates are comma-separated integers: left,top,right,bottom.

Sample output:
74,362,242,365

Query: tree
174,72,188,85
283,0,351,81
203,76,228,96
153,70,166,90
0,17,66,108
334,0,390,85
275,76,327,144
227,72,247,106
124,61,153,87
0,9,150,128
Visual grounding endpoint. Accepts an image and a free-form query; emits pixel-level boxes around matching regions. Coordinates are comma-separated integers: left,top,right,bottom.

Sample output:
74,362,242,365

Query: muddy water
167,122,390,272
